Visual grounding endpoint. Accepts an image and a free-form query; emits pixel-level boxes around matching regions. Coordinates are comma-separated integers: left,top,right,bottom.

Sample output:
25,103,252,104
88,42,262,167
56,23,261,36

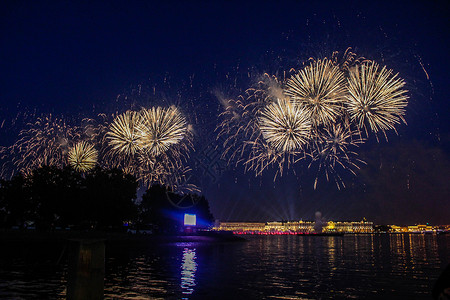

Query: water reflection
180,248,197,296
0,235,448,299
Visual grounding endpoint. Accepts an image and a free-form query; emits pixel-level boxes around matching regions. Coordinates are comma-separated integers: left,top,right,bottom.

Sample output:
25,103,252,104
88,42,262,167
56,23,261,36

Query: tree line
0,166,214,233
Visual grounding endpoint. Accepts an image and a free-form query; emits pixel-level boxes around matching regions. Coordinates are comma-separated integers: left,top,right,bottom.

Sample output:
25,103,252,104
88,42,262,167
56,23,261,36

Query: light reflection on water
180,248,197,296
0,234,448,299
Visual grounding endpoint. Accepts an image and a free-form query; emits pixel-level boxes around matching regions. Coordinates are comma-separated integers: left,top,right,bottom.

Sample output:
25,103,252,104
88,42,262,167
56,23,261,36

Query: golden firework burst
258,98,312,152
6,115,80,177
285,58,347,127
138,106,188,156
106,111,143,156
346,61,408,135
68,141,98,172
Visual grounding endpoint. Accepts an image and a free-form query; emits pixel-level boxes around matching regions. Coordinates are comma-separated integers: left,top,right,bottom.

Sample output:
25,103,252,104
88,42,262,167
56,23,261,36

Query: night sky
1,0,449,225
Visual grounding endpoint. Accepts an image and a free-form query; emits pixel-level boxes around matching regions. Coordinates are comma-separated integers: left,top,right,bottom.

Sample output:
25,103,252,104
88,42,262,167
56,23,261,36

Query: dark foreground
0,231,449,299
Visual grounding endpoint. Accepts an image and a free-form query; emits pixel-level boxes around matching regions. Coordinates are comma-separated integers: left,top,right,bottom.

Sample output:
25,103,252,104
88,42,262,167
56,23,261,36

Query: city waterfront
214,220,449,234
0,233,448,299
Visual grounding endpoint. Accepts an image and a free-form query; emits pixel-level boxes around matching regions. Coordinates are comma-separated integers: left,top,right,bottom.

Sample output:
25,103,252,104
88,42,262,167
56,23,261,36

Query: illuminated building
284,221,315,233
407,224,434,233
265,222,284,232
213,221,450,234
326,221,373,233
390,225,408,232
214,220,373,234
214,222,266,233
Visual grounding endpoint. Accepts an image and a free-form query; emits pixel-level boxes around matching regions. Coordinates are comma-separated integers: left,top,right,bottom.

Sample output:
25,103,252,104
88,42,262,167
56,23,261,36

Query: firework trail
309,124,365,189
217,78,303,178
217,78,313,179
81,113,112,167
136,152,197,193
1,114,81,177
331,47,367,73
68,141,98,172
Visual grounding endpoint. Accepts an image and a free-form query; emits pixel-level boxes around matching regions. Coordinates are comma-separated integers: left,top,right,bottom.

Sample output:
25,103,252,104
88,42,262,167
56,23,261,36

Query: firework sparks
68,141,98,172
285,58,347,127
138,106,188,156
0,104,194,192
106,111,142,157
346,61,408,136
217,84,310,178
243,138,299,178
1,50,409,192
331,47,367,73
258,98,311,152
102,106,193,191
216,54,397,186
81,114,114,169
217,88,274,171
3,115,80,177
310,124,365,189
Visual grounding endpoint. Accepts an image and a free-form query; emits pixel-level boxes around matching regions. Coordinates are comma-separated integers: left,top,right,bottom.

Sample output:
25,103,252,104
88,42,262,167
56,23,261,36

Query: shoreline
0,229,247,244
1,229,446,245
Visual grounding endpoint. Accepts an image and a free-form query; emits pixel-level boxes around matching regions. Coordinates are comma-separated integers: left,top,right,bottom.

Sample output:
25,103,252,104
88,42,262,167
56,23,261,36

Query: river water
0,233,449,299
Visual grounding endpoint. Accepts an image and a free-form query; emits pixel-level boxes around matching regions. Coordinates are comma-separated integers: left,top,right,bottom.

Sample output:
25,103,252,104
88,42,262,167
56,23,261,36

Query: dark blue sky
1,0,449,224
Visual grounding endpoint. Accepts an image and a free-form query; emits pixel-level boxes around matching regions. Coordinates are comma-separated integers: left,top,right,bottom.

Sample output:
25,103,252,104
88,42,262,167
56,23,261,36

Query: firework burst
106,111,143,157
258,98,311,152
1,50,409,192
101,106,193,191
346,61,408,136
217,81,311,178
2,115,80,177
285,58,347,127
137,106,188,156
68,141,98,172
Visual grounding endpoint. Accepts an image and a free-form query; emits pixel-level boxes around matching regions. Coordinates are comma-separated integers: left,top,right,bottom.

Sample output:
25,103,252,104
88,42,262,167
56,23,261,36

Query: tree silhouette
28,166,84,229
0,166,138,230
0,174,33,228
140,184,214,234
0,166,217,232
84,167,138,229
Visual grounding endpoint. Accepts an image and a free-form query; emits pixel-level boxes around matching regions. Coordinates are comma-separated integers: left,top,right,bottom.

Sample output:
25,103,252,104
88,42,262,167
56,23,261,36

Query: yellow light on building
327,221,336,231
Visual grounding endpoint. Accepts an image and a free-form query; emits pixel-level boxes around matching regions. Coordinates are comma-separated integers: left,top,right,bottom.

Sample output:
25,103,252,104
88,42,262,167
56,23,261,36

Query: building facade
215,220,373,234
